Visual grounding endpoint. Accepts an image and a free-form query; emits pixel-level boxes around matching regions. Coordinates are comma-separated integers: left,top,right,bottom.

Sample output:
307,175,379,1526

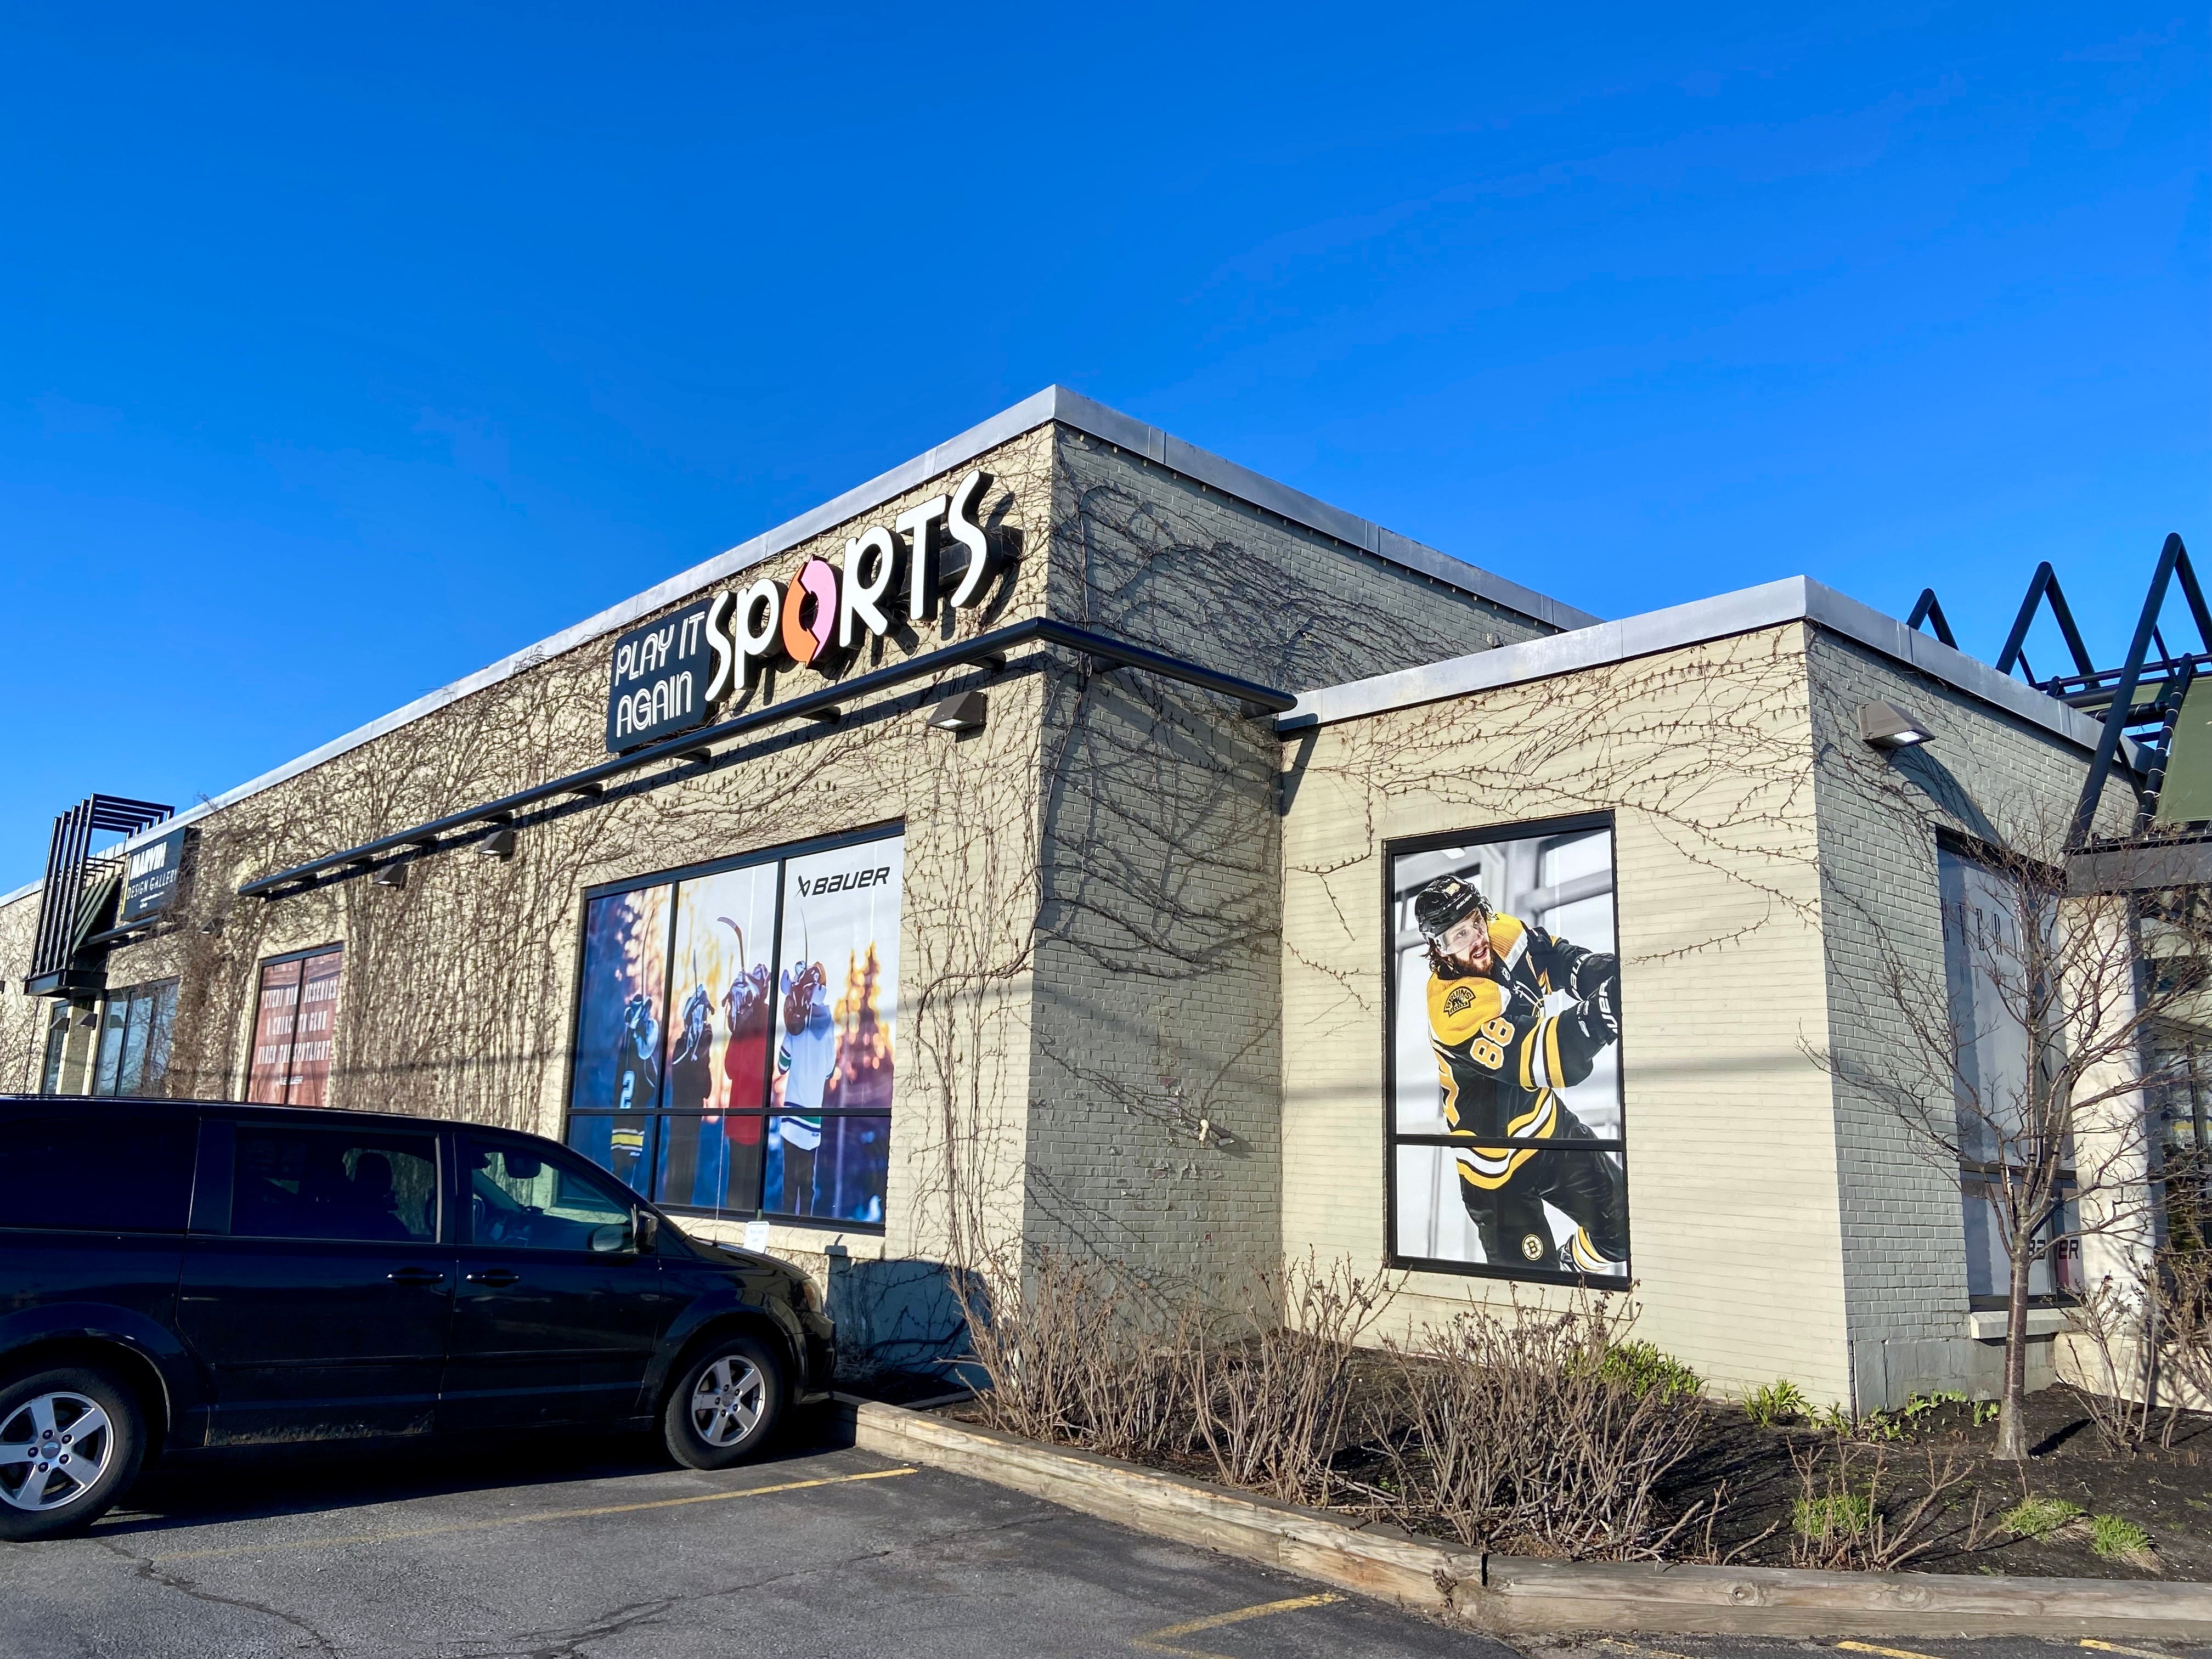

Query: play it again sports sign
605,470,996,753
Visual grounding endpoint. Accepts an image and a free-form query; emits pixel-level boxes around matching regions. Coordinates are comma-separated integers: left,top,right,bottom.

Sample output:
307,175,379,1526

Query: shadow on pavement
88,1401,856,1541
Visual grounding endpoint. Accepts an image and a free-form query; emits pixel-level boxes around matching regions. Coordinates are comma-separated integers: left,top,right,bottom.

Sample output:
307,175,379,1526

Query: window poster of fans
566,830,901,1229
1386,815,1629,1282
768,838,901,1226
567,883,671,1192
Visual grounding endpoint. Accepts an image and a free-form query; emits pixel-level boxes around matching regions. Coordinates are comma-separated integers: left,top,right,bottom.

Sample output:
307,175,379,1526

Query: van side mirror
635,1211,660,1254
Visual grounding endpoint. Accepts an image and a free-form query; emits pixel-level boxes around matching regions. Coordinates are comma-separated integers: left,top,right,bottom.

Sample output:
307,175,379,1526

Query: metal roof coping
1278,574,2130,759
47,387,1592,876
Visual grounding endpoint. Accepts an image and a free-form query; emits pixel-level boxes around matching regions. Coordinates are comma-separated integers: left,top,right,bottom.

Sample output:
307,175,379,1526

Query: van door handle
465,1268,521,1288
387,1267,447,1285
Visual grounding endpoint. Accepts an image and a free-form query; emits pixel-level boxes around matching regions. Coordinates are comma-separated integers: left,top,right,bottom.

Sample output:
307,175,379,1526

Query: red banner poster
288,950,343,1106
246,957,304,1104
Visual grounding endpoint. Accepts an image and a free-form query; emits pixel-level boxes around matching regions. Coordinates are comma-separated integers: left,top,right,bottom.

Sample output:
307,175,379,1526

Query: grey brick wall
1806,630,2137,1408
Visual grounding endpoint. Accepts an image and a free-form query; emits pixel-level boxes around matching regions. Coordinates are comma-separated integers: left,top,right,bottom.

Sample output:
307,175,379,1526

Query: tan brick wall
1015,431,1560,1294
17,427,1060,1290
1279,623,1853,1403
0,889,45,1092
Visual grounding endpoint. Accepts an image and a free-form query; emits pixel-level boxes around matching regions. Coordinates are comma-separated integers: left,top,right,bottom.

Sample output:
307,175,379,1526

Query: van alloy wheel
687,1355,765,1447
0,1392,114,1513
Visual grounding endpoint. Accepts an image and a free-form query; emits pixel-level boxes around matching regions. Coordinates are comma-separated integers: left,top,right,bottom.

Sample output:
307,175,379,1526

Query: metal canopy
1921,534,2208,859
235,618,1296,903
24,794,173,997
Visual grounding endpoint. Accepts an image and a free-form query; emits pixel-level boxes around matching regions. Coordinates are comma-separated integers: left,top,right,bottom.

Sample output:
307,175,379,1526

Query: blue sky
3,3,2205,882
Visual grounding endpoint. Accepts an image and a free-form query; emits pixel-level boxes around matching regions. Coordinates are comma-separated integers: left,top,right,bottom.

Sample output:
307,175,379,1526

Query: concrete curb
834,1397,2212,1639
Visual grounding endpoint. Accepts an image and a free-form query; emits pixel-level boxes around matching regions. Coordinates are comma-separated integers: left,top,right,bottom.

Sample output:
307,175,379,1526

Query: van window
463,1139,635,1252
229,1126,439,1244
0,1112,195,1232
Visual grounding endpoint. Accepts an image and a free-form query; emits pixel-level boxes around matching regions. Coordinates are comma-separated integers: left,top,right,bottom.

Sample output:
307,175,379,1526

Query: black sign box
121,825,191,923
606,600,715,754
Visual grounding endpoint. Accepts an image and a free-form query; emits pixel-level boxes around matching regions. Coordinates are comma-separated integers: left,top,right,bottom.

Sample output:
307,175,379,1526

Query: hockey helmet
1413,874,1491,942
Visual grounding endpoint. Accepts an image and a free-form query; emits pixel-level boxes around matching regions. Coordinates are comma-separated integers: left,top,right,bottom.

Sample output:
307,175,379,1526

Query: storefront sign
606,600,715,753
605,471,997,754
120,825,190,923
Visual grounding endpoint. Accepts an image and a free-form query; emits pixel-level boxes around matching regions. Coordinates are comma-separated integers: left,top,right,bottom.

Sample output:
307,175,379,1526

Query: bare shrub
2158,1248,2212,1449
957,1245,1186,1459
1787,1430,1985,1570
1183,1254,1392,1504
2072,1269,2160,1456
1360,1294,1708,1559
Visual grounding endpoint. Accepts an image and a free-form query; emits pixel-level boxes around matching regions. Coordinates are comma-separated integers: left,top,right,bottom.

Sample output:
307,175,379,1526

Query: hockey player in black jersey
1414,873,1629,1276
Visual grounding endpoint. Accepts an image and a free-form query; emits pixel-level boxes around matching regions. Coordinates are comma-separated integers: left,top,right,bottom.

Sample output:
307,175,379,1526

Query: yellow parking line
1838,1643,1948,1659
2082,1643,2179,1659
1132,1591,1346,1657
146,1465,918,1562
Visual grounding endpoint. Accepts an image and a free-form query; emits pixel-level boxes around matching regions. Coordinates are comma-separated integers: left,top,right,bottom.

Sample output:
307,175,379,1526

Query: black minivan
0,1095,835,1540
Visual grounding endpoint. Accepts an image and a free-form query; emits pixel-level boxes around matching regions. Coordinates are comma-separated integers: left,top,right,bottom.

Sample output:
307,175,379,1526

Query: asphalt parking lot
2,1410,2208,1659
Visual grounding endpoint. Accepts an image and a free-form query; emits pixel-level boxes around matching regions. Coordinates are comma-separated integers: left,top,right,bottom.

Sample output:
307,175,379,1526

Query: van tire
0,1364,145,1542
662,1333,785,1470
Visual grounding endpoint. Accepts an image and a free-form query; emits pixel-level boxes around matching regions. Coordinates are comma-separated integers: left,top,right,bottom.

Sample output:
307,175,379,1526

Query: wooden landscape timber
837,1396,2212,1639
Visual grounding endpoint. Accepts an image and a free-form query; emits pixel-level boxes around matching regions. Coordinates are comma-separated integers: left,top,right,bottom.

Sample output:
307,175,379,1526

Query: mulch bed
855,1372,2210,1581
1655,1386,2211,1579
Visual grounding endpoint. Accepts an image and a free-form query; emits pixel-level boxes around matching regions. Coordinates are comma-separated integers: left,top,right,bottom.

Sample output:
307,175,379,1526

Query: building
0,387,2157,1410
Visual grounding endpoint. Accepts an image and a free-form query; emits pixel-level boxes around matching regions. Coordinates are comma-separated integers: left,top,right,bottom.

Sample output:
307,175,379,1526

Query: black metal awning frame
235,618,1296,902
2061,534,2204,850
22,794,174,997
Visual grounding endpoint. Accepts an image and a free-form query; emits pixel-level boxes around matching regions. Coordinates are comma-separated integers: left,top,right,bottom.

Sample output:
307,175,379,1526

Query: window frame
561,821,902,1234
457,1131,645,1252
0,1104,198,1234
88,978,179,1099
219,1116,445,1247
1380,810,1633,1285
1935,831,2078,1311
242,943,345,1107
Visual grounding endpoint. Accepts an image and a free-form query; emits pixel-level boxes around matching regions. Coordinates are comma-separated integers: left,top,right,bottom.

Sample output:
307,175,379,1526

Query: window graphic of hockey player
663,981,717,1205
1414,873,1629,1275
720,931,771,1163
771,960,833,1215
615,993,661,1115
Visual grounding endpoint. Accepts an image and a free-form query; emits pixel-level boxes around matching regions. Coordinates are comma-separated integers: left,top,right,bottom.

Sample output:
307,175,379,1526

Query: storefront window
1938,840,2076,1305
566,830,902,1231
1386,816,1630,1282
90,979,178,1098
2151,1026,2212,1252
245,946,344,1106
37,1001,74,1094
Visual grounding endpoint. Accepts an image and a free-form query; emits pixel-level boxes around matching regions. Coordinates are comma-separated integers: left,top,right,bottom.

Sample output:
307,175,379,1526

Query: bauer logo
795,865,891,898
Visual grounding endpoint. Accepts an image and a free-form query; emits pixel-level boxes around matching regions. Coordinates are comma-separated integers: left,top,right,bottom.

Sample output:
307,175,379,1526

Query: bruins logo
1520,1233,1547,1262
1442,985,1477,1015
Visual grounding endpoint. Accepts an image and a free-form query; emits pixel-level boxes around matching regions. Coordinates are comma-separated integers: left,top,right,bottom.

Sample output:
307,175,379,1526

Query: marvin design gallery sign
606,471,997,754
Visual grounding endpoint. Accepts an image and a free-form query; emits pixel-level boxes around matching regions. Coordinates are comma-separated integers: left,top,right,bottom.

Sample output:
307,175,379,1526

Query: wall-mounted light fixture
1858,700,1933,750
927,690,988,734
476,827,517,861
372,862,409,889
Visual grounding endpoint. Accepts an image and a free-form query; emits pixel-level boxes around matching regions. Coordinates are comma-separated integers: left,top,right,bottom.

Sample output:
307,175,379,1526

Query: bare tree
1816,810,2195,1460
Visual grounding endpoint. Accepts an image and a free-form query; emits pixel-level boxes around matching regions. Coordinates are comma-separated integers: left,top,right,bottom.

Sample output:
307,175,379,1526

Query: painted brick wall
1805,630,2137,1408
20,427,1063,1317
1279,624,1852,1402
1017,428,1556,1293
